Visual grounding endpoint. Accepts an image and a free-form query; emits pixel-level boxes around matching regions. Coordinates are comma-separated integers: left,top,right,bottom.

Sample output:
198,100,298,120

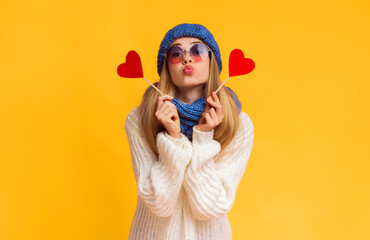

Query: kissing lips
183,65,194,75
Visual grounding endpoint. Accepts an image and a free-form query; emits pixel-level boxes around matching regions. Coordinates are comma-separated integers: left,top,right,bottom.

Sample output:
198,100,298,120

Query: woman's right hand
155,94,181,139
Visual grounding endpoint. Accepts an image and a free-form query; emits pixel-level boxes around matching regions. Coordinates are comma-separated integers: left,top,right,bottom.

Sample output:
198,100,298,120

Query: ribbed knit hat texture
157,23,222,76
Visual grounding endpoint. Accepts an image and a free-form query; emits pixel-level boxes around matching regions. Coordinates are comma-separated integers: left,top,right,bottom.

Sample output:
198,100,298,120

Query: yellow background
1,0,369,239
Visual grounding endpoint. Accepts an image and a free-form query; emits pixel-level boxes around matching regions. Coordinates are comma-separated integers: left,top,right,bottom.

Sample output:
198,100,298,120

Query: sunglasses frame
163,43,212,64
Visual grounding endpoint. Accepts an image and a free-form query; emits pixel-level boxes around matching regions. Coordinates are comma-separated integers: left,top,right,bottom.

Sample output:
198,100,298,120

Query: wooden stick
215,76,230,94
143,77,164,95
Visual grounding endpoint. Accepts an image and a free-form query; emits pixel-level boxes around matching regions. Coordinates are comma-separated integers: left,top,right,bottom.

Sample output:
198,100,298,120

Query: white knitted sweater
125,107,254,240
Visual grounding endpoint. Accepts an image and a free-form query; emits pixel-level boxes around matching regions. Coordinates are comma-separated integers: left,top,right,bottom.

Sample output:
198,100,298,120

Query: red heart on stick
117,50,143,78
229,49,255,77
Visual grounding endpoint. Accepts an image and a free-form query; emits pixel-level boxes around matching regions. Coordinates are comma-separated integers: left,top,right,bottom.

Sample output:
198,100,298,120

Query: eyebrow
170,41,203,47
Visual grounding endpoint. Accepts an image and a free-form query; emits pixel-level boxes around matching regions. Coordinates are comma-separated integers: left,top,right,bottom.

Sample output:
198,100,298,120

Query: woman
125,23,254,240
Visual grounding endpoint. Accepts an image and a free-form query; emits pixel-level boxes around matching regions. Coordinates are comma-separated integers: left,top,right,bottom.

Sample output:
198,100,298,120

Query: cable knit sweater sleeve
183,112,254,220
125,108,192,217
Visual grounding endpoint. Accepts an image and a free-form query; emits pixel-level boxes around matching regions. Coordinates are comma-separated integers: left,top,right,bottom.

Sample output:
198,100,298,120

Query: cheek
168,64,181,80
198,61,210,79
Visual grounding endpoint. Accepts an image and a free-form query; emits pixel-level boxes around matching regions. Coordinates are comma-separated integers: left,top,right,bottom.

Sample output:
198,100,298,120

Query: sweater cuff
157,132,192,169
164,132,191,149
192,126,214,144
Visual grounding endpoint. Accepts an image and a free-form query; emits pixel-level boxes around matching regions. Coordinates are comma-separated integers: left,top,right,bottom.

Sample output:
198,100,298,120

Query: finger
157,94,174,109
158,94,174,102
157,105,175,121
160,98,177,110
162,102,179,119
167,102,179,118
167,101,179,113
209,108,219,123
207,95,221,108
156,100,170,116
156,101,166,115
204,102,211,113
198,112,206,123
171,106,179,119
207,97,219,108
198,114,204,122
212,91,221,104
167,104,179,119
156,97,162,110
157,100,174,114
157,107,174,123
207,97,222,115
204,113,214,128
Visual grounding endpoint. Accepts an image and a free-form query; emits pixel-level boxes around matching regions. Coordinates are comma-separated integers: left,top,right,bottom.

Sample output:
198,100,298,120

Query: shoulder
124,107,141,136
230,111,254,146
238,111,254,133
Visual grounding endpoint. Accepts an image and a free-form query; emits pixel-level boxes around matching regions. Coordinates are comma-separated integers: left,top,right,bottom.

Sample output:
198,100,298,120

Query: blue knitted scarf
171,87,241,141
171,95,206,141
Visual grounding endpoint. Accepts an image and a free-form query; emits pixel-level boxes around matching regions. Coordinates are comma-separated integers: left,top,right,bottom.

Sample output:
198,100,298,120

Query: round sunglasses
164,43,211,64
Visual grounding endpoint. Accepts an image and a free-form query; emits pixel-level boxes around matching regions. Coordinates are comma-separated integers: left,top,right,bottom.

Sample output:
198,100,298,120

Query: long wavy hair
135,50,240,161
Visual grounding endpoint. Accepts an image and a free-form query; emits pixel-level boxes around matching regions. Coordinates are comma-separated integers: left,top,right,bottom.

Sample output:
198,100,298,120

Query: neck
175,85,205,104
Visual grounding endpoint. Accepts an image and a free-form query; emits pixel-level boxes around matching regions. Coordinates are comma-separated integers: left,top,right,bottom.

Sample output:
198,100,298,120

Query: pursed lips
183,65,194,74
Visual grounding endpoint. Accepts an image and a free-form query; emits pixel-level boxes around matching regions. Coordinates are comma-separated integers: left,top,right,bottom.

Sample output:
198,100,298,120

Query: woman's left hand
196,92,224,132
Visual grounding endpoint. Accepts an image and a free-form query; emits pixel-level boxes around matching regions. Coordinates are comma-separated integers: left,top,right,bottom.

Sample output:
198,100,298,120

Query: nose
182,51,193,64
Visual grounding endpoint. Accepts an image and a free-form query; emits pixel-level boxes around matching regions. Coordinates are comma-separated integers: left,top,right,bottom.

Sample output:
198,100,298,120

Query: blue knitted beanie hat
157,23,222,76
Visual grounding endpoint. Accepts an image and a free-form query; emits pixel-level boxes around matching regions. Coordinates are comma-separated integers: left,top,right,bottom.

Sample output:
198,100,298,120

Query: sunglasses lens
166,44,210,64
167,46,184,63
190,44,209,62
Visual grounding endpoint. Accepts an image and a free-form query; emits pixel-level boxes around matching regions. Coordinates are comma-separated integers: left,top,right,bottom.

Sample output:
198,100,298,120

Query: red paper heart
229,49,255,77
117,50,143,78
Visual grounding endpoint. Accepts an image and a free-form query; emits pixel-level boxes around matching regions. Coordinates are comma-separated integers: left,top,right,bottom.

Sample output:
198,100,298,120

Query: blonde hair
136,51,240,161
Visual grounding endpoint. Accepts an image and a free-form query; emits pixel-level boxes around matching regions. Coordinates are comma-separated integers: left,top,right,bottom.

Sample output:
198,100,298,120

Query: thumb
198,113,205,124
204,102,211,112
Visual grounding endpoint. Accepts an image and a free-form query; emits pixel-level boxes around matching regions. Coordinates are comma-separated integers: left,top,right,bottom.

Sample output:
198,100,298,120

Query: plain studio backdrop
0,0,369,239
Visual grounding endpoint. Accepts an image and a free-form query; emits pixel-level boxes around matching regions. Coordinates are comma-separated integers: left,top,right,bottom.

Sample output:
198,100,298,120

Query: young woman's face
166,37,210,89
